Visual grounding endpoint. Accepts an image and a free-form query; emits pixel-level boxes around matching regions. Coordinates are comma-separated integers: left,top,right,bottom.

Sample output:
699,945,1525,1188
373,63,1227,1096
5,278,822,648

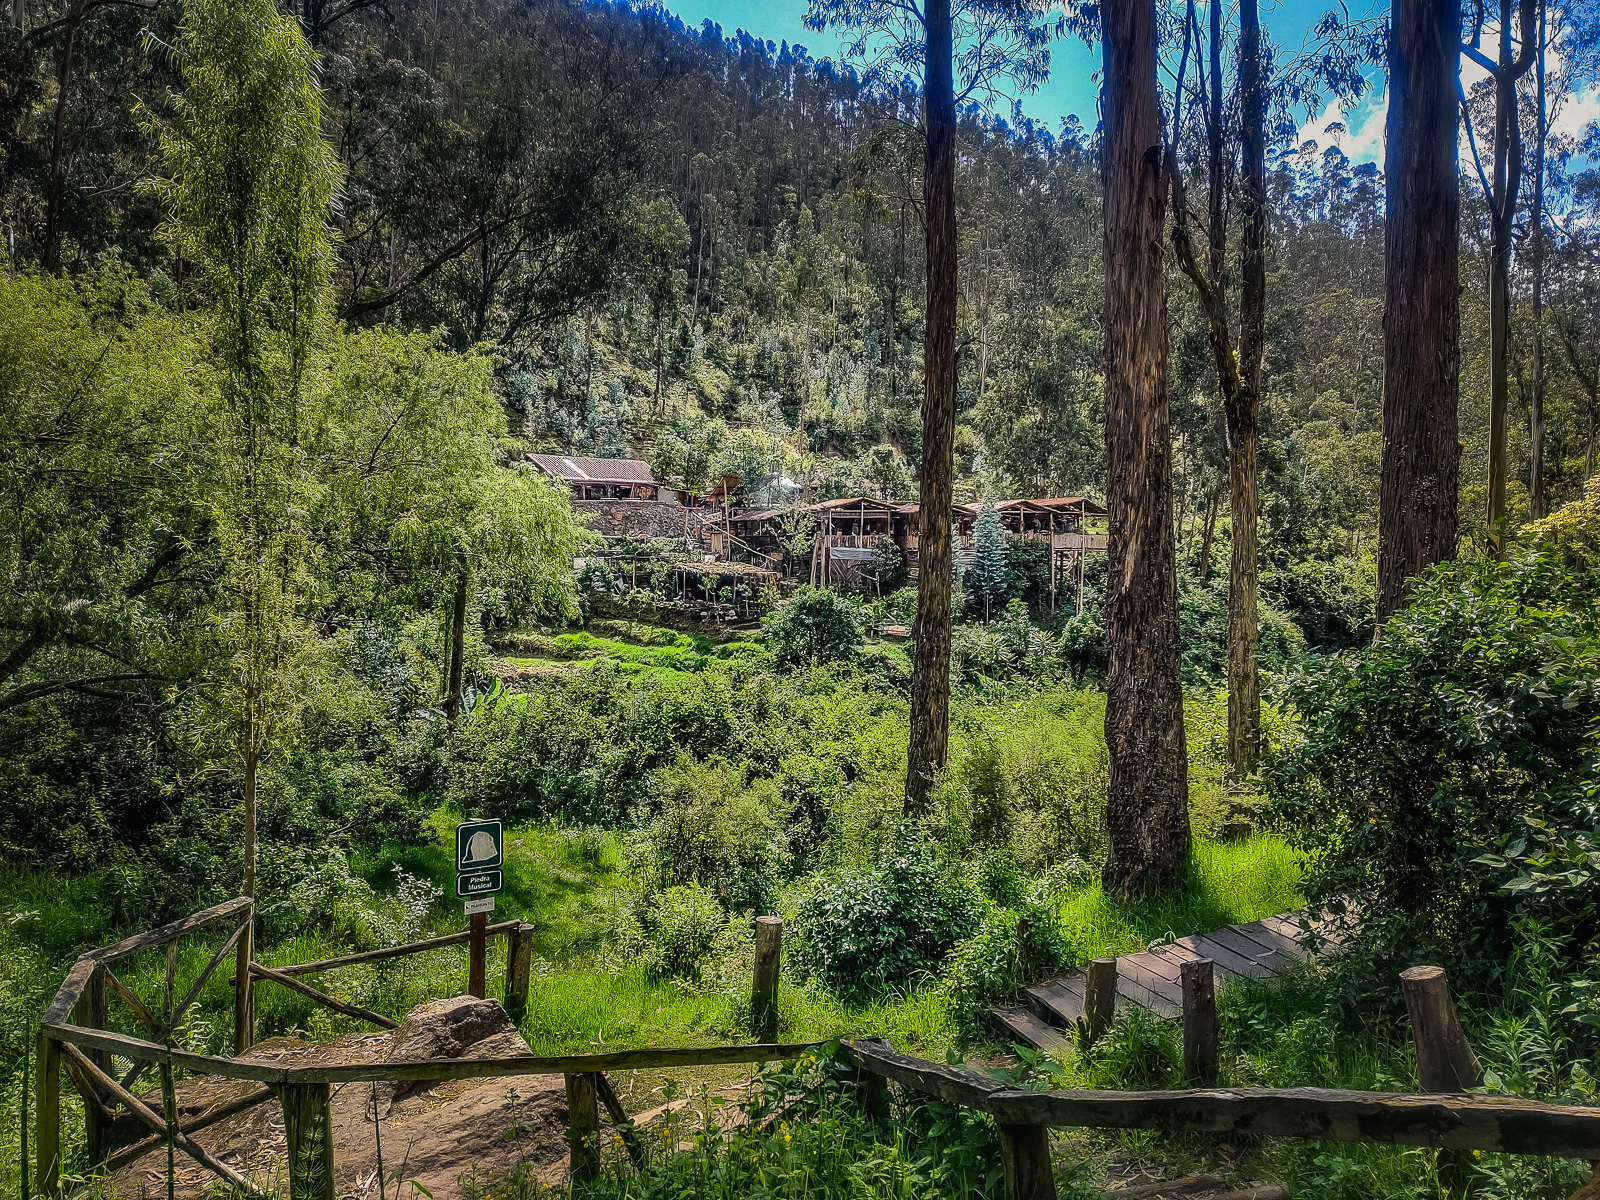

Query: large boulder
381,995,531,1109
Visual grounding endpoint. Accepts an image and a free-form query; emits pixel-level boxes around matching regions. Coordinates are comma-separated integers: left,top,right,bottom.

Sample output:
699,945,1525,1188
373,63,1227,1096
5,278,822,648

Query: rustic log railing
30,896,535,1197
31,903,1600,1200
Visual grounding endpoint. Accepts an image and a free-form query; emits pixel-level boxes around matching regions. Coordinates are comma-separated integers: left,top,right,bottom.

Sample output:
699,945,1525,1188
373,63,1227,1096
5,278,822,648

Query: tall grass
1054,835,1303,961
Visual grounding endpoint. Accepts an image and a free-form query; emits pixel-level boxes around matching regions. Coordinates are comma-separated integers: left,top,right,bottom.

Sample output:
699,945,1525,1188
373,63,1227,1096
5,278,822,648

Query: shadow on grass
1056,834,1303,961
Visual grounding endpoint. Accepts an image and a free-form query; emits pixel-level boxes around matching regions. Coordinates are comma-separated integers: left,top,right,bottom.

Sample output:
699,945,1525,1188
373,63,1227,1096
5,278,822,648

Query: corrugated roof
528,453,656,485
995,496,1108,516
808,496,898,512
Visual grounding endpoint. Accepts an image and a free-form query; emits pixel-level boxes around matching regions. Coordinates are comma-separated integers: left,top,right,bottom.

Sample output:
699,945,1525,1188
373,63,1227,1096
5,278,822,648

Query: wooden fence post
33,1029,60,1197
566,1072,601,1182
1181,958,1219,1085
72,964,111,1165
1083,958,1117,1038
234,905,254,1055
1401,966,1483,1092
752,916,782,1042
998,1123,1057,1200
468,911,487,1000
279,1081,335,1200
504,923,534,1023
1402,965,1481,1199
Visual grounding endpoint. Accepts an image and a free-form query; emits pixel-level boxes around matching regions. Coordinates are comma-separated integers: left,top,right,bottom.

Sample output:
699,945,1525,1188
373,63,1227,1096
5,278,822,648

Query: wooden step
1023,971,1085,1028
991,1005,1072,1054
988,907,1352,1040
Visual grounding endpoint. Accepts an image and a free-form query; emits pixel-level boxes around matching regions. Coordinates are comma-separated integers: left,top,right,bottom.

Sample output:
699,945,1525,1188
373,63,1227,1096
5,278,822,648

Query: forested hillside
9,0,1593,543
7,0,1600,1195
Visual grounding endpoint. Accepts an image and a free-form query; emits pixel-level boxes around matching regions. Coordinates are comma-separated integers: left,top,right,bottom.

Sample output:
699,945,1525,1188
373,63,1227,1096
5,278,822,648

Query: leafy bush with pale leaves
793,828,979,1005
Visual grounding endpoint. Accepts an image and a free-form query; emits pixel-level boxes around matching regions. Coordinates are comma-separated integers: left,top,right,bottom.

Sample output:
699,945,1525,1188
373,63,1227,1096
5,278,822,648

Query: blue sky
672,0,1378,143
667,1,1600,175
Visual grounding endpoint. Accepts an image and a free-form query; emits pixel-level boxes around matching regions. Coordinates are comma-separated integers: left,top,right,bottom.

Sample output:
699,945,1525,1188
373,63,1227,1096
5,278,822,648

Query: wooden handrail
248,961,399,1029
839,1039,1600,1159
85,897,253,965
42,1021,821,1085
248,920,521,978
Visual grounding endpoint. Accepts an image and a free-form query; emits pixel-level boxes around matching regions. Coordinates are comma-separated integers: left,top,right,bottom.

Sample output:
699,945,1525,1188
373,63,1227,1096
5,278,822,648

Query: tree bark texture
1229,0,1266,770
1100,0,1191,896
1528,0,1547,519
1377,0,1461,624
443,552,468,725
905,0,958,812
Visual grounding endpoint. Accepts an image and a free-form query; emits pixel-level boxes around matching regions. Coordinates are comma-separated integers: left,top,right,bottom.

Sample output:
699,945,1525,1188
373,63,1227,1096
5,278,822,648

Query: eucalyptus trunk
1167,0,1264,769
1528,0,1547,519
443,552,469,725
905,0,958,812
1477,0,1535,546
1228,0,1266,770
1101,0,1191,895
1377,0,1461,624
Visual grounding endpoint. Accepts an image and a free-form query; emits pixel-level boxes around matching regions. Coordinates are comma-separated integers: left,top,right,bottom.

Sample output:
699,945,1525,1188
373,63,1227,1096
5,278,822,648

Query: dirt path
103,1000,571,1200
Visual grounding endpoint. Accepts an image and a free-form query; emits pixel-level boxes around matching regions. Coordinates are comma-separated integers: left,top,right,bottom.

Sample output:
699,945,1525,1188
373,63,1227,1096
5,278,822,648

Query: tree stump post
1402,965,1481,1198
468,911,487,1000
1401,965,1482,1092
505,922,534,1023
752,916,782,1042
1083,958,1117,1038
998,1122,1057,1200
566,1071,601,1182
279,1081,336,1200
34,1028,60,1196
1181,958,1219,1085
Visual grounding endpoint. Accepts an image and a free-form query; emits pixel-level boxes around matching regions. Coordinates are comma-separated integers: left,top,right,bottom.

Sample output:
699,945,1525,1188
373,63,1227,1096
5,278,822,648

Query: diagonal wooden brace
57,1041,266,1199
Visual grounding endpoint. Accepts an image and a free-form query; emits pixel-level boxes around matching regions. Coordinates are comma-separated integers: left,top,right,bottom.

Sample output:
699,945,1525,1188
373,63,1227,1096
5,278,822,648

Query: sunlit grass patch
1054,834,1303,961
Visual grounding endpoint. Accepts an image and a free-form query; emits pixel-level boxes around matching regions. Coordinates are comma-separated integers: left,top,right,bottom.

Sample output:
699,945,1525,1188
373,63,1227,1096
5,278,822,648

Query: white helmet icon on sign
463,831,498,865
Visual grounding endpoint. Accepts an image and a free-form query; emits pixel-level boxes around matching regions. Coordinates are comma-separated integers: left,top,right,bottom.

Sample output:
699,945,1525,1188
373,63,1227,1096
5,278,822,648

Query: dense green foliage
1267,536,1600,996
6,0,1600,1196
762,588,867,668
795,831,981,1005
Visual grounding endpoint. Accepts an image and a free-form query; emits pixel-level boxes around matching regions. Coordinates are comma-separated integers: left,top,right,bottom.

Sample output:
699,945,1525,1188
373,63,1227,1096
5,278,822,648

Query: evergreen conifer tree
967,502,1010,621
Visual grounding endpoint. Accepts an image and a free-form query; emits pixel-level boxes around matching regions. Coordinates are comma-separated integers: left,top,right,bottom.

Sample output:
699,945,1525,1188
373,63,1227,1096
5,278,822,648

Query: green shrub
640,882,724,978
794,829,980,1005
1057,609,1106,685
257,844,381,946
1078,1006,1185,1089
1264,548,1600,995
1178,573,1306,684
777,751,849,873
947,690,1109,870
762,587,864,668
645,754,786,915
1262,556,1377,652
944,897,1070,1042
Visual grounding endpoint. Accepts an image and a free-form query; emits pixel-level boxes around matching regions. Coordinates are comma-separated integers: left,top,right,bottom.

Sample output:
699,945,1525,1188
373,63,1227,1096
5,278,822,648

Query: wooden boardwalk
992,910,1344,1053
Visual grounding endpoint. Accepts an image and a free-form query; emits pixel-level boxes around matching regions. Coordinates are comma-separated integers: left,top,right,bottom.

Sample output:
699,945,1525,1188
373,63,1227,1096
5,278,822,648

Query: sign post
455,819,503,999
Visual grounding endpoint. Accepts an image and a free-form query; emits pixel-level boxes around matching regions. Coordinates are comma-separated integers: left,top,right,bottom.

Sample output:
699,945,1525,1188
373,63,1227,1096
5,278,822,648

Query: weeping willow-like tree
143,0,340,1049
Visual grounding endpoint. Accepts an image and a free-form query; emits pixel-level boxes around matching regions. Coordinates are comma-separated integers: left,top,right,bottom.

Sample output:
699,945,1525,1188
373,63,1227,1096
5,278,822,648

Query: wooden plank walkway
992,910,1345,1053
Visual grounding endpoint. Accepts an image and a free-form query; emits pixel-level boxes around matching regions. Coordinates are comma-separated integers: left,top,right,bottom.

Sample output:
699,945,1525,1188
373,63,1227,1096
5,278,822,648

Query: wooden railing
32,903,1600,1200
31,897,535,1197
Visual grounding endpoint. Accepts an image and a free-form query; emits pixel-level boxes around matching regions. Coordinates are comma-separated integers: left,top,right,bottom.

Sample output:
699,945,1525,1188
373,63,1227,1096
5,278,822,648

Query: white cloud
1552,82,1600,143
1293,87,1388,167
